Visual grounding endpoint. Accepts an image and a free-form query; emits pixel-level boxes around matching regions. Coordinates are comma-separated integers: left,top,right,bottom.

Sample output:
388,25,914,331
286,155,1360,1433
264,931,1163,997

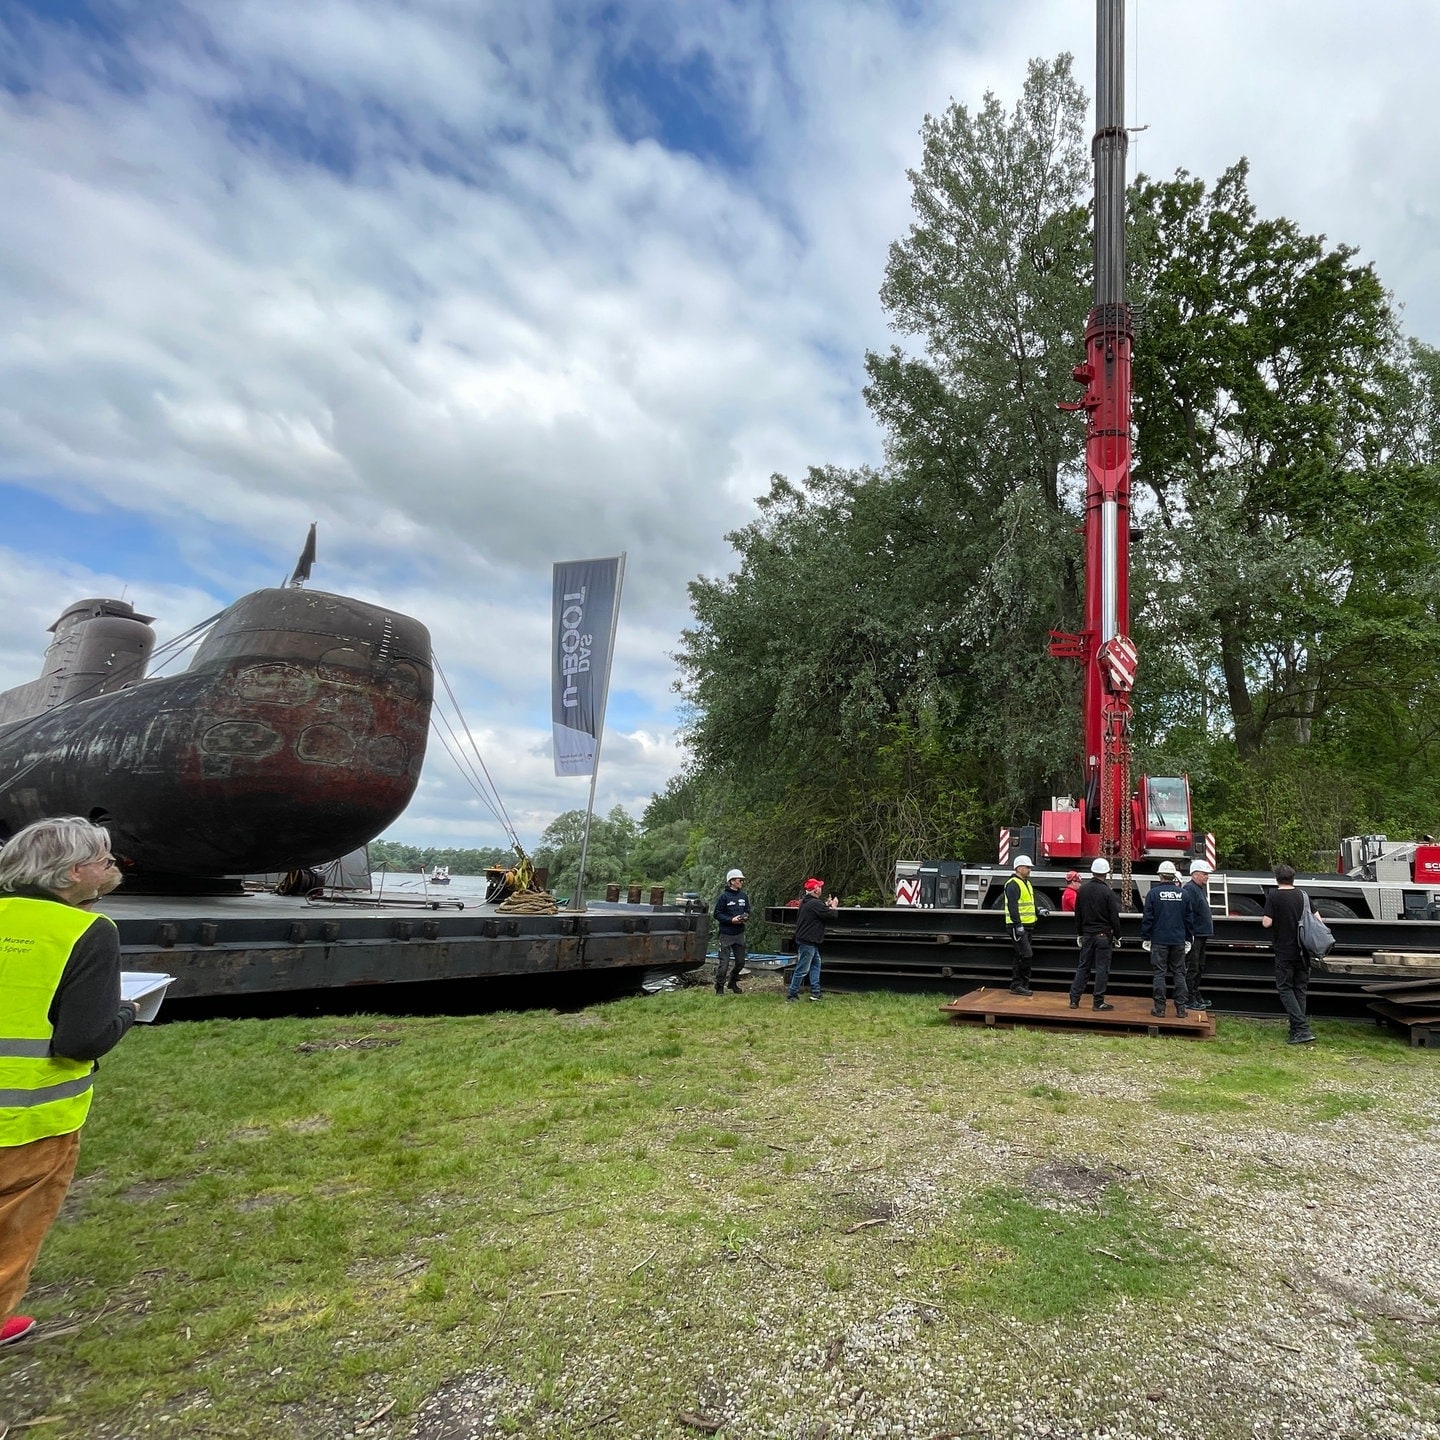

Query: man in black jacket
711,868,751,994
1261,864,1316,1044
1068,857,1121,1011
1182,860,1215,1010
786,878,838,1002
1140,860,1190,1017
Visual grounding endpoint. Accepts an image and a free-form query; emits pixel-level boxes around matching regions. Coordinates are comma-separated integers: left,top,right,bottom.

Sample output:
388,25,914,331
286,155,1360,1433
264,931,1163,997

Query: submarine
0,533,432,883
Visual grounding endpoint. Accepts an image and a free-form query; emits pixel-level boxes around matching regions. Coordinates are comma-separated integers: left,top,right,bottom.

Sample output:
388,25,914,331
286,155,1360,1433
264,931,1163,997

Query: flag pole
569,552,626,913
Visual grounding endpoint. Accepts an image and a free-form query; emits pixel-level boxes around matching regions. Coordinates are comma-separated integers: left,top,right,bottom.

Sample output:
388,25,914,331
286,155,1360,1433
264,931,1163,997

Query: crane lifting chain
1099,699,1136,910
1099,733,1115,875
1117,740,1134,910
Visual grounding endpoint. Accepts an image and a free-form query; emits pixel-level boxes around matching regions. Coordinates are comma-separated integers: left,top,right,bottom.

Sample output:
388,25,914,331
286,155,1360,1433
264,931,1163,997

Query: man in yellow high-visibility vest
1003,855,1038,996
0,817,138,1370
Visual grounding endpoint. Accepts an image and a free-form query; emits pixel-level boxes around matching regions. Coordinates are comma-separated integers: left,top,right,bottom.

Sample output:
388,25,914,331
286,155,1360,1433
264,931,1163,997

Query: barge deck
109,891,709,1003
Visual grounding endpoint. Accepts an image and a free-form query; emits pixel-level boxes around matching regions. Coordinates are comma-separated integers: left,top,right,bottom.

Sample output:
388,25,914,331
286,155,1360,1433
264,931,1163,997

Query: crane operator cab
1136,775,1193,861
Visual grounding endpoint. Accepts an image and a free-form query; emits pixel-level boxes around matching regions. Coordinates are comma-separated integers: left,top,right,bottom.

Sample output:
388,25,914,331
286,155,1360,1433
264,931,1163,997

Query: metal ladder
960,871,988,911
1206,873,1228,916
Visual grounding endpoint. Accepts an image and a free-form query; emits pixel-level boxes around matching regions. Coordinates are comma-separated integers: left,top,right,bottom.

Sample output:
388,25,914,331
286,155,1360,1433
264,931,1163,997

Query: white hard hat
1013,855,1033,869
1090,857,1111,875
1157,861,1178,878
1189,859,1212,875
726,868,744,881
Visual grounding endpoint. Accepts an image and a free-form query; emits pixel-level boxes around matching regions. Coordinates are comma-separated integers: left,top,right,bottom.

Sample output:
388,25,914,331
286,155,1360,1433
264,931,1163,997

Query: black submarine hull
0,588,432,877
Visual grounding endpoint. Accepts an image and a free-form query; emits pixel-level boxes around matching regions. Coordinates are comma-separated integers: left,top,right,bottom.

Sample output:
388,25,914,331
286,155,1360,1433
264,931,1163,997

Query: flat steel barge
109,891,709,1004
766,905,1440,1020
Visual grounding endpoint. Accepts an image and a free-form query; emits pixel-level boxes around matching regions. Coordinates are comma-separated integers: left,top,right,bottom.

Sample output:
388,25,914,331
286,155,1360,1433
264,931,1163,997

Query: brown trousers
1,1130,81,1320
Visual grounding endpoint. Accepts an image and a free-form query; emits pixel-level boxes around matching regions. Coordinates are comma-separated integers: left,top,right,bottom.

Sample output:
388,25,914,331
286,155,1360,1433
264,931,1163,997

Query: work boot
1192,995,1212,1010
1093,1000,1115,1012
1009,984,1033,997
727,984,741,994
1151,1002,1165,1018
1288,1026,1316,1045
1068,998,1080,1009
1175,1006,1188,1019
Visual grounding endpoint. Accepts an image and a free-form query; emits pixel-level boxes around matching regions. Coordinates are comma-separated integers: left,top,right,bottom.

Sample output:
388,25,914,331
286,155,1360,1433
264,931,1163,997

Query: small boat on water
0,536,433,882
429,865,451,884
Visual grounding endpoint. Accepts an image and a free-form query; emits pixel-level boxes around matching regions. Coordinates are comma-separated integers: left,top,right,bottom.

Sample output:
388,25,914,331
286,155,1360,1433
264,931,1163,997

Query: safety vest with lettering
0,896,109,1146
1007,875,1037,926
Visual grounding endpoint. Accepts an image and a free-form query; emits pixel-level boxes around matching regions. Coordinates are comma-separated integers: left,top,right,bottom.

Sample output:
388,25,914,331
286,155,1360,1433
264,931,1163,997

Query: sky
1,0,1436,852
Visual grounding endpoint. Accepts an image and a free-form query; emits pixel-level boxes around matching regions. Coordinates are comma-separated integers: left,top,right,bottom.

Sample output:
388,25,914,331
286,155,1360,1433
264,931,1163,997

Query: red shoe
0,1315,35,1345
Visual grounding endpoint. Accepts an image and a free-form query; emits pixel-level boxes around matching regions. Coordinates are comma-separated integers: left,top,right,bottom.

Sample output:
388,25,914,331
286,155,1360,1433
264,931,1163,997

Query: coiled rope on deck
496,889,558,915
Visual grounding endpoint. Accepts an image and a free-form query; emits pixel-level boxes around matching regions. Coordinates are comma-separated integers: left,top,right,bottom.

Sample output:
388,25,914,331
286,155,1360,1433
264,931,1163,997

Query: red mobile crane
1011,0,1208,901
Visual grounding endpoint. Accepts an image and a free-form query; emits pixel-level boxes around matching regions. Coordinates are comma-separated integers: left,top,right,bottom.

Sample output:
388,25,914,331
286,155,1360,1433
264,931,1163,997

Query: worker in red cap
786,878,838,1002
1061,871,1081,914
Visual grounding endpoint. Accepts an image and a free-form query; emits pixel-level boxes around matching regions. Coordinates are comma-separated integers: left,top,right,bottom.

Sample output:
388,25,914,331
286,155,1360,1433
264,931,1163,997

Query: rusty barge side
111,893,710,1001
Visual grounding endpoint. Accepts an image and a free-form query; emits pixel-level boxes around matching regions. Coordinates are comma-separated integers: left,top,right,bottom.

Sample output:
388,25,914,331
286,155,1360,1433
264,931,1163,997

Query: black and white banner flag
551,556,621,777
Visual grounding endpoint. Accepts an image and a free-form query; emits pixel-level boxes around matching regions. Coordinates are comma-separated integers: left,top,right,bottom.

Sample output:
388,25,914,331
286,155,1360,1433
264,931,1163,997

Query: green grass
933,1185,1197,1320
1,990,1437,1437
1369,1321,1440,1387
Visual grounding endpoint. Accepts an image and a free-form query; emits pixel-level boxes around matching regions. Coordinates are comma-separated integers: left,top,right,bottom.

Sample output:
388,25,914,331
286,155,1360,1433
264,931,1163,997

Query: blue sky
1,0,1437,849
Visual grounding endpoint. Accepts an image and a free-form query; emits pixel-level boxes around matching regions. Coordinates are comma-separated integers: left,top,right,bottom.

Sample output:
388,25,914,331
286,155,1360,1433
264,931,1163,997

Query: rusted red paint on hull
0,588,431,875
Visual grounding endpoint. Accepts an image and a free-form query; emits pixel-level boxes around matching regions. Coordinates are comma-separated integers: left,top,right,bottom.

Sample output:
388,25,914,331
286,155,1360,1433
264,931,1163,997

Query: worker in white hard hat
1002,855,1038,996
1069,857,1122,1010
712,868,751,995
1182,860,1216,1010
1140,861,1191,1017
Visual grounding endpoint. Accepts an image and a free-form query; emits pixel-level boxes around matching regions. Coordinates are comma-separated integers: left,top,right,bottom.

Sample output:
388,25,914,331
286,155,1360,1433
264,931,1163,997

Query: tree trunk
1219,626,1261,759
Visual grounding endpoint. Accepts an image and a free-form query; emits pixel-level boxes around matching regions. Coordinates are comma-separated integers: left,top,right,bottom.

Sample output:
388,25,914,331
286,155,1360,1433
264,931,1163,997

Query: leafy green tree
627,818,692,892
1126,164,1440,862
1129,161,1416,757
678,56,1099,898
864,54,1096,818
367,841,511,874
533,806,626,898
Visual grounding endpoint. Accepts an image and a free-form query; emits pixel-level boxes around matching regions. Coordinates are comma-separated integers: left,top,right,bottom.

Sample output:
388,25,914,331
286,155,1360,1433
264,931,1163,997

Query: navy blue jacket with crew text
1140,879,1189,946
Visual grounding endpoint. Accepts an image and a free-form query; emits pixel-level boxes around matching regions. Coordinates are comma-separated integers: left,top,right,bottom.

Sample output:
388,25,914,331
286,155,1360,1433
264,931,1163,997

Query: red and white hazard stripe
1099,635,1138,693
998,828,1012,867
1203,832,1216,869
896,877,921,907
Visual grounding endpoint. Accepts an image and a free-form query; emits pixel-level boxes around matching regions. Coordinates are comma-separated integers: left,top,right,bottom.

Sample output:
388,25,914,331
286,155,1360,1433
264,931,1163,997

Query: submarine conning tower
0,598,156,726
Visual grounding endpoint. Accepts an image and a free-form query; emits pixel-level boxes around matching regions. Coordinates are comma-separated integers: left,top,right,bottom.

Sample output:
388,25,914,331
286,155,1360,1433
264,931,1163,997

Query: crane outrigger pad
940,987,1217,1039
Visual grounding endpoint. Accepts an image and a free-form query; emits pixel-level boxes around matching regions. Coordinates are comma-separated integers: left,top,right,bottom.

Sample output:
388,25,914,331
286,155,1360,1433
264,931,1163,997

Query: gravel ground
380,998,1440,1440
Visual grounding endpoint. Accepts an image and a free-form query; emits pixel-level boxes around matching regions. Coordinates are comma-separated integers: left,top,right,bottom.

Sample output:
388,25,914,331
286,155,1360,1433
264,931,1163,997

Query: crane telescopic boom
1021,0,1203,900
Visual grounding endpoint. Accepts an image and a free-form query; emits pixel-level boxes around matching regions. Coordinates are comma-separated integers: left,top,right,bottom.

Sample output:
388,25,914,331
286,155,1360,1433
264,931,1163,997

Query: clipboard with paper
120,972,176,1022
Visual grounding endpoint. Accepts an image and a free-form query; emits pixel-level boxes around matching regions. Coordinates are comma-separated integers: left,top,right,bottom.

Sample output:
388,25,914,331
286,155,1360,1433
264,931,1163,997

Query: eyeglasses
86,855,118,870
